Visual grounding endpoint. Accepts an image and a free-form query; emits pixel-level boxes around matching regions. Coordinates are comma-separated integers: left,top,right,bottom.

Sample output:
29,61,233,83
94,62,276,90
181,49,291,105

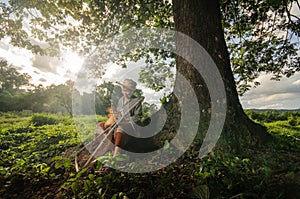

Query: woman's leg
113,131,122,156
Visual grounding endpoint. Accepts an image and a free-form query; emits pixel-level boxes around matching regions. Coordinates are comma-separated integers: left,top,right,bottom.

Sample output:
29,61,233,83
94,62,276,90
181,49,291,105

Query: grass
0,112,81,197
264,120,300,139
0,111,299,198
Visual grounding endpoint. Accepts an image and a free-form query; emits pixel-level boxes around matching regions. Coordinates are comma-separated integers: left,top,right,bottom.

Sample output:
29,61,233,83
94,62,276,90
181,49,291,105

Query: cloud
243,92,296,106
31,55,61,74
38,78,47,82
240,73,300,109
260,103,284,109
0,39,34,68
292,79,300,85
73,71,99,94
0,41,9,50
0,38,71,85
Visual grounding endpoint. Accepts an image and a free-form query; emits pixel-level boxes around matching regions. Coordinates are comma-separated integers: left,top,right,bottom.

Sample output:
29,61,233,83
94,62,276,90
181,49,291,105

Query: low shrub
30,114,59,126
288,117,299,126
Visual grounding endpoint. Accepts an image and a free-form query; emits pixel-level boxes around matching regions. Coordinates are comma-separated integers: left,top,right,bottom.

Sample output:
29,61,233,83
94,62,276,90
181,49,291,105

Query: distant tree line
0,58,157,117
245,109,300,124
0,58,116,116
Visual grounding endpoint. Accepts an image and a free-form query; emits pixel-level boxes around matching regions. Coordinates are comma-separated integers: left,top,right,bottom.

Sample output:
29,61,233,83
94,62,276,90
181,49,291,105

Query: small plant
1,111,299,198
30,113,59,126
288,117,298,126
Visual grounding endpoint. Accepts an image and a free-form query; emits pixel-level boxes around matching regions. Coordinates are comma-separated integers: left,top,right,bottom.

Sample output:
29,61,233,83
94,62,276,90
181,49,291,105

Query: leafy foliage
0,58,31,94
0,112,80,198
1,58,149,115
245,109,300,149
0,0,299,94
221,0,300,94
95,81,121,116
0,0,300,197
245,109,300,123
30,113,59,126
0,111,299,198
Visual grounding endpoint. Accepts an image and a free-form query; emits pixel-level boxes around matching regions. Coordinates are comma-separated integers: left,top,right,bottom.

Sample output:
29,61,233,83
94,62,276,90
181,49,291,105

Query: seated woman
93,79,143,171
113,79,143,157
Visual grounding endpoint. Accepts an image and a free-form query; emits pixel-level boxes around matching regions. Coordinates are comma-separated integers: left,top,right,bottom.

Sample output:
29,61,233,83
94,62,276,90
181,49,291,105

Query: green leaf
111,193,118,199
52,156,63,161
88,174,94,180
76,168,88,178
84,180,91,191
71,182,79,193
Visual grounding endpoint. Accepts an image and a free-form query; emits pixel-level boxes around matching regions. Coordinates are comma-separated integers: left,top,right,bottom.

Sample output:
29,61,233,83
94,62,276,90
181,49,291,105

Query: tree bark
172,0,270,151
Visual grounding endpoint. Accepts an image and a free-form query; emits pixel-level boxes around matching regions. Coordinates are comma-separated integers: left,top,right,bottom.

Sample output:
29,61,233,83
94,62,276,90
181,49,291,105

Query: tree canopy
0,58,31,94
0,0,299,94
221,0,300,94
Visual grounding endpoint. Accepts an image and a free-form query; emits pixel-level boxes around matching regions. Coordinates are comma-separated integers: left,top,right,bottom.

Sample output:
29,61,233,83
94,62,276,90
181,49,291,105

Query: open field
0,111,299,198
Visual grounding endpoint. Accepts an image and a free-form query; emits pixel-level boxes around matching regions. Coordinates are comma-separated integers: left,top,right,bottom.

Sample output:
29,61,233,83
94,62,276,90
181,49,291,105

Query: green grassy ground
0,112,299,198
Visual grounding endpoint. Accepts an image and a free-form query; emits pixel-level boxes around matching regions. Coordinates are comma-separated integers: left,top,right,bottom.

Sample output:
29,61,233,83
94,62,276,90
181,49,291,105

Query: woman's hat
122,79,137,91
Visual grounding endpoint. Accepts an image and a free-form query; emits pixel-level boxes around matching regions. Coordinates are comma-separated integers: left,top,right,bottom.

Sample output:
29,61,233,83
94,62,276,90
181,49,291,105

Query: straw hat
122,79,137,91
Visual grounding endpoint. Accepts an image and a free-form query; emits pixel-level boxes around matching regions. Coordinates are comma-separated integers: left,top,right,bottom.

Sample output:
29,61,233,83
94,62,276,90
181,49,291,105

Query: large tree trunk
172,0,270,152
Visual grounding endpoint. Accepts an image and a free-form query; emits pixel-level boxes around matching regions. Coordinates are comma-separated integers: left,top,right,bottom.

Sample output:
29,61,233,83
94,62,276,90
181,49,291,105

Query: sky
0,1,299,110
1,37,299,110
240,73,300,109
0,37,84,86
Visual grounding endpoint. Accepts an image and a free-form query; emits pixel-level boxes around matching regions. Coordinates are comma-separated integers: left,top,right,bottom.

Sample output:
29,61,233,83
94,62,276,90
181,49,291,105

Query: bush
30,114,59,126
245,110,299,123
288,117,298,126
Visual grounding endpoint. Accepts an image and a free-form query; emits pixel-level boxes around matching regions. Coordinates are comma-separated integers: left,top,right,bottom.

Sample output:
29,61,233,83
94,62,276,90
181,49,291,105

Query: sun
63,50,84,74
